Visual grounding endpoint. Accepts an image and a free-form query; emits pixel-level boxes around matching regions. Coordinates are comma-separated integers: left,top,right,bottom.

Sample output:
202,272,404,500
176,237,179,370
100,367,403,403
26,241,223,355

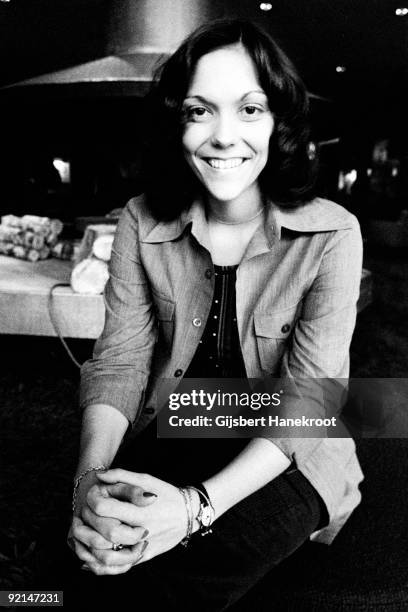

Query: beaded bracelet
185,486,194,531
72,465,108,514
178,486,194,547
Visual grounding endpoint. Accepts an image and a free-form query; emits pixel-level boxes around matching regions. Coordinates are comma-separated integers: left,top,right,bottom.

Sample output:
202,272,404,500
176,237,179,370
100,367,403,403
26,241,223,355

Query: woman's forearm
75,404,129,477
203,438,291,520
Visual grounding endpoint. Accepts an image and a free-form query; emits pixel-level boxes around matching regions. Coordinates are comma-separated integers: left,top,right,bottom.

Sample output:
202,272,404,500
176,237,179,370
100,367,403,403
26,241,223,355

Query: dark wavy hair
142,18,318,220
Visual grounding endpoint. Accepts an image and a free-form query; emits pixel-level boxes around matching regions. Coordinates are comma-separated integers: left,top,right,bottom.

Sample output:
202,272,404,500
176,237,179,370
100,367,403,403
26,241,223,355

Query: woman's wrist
178,485,214,545
72,466,107,516
202,439,291,521
202,479,230,520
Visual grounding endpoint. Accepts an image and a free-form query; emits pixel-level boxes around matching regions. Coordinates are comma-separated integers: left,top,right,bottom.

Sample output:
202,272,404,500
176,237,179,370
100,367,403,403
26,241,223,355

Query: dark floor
0,245,407,590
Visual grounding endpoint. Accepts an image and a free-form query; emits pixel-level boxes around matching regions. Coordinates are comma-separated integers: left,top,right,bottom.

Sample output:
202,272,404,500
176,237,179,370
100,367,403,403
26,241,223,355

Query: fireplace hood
2,0,220,97
2,0,329,105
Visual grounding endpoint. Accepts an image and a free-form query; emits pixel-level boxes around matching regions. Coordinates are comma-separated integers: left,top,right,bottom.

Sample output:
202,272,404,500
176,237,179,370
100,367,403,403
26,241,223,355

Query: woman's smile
204,157,247,170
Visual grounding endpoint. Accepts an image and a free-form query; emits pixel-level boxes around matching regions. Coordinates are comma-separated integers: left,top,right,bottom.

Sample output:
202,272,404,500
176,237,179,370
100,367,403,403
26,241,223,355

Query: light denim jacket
81,194,364,544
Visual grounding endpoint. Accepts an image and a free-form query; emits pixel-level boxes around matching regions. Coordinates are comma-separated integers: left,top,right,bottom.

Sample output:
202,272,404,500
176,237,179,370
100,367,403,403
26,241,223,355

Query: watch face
201,505,213,527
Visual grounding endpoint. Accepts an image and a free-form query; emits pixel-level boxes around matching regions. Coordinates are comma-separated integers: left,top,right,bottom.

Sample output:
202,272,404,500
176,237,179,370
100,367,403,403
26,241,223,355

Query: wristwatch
190,483,215,536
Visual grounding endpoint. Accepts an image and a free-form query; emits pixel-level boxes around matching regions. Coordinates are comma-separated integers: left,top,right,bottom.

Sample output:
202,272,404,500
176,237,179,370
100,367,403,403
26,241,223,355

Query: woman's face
182,44,274,208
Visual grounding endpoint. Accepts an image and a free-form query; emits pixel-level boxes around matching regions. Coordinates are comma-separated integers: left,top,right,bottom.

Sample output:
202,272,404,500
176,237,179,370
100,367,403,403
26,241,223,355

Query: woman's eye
183,106,210,122
240,105,263,120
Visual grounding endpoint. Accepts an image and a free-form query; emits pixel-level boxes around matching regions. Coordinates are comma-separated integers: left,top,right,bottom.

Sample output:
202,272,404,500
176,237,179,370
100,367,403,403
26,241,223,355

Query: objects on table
0,214,71,261
70,224,116,295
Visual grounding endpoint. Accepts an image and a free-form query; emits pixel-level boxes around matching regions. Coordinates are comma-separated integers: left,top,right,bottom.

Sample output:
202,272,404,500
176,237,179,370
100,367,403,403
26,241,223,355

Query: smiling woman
181,44,275,264
65,18,364,612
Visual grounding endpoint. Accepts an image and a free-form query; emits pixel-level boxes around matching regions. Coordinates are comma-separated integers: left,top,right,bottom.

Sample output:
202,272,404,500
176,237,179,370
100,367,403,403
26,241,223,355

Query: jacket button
144,407,155,415
192,318,202,327
205,269,213,279
281,324,290,333
174,369,183,377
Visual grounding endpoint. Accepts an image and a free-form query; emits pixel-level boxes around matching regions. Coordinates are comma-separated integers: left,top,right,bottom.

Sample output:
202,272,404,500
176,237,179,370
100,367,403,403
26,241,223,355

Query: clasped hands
69,469,193,576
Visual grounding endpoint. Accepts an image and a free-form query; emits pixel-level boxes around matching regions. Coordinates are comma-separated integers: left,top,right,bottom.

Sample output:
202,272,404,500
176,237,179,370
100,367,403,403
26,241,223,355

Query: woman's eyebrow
183,90,267,104
183,95,211,105
241,90,268,99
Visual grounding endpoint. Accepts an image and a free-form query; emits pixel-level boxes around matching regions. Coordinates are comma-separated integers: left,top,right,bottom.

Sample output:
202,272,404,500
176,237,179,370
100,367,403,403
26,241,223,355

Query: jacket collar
140,198,211,251
271,197,355,239
141,197,355,247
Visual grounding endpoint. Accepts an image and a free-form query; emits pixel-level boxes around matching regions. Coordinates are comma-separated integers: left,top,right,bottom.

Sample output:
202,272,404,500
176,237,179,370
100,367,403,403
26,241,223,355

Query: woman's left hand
81,469,194,570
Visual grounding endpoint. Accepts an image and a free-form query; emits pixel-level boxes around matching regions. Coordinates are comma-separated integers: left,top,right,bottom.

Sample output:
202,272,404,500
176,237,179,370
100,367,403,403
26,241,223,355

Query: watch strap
190,482,211,507
188,483,215,536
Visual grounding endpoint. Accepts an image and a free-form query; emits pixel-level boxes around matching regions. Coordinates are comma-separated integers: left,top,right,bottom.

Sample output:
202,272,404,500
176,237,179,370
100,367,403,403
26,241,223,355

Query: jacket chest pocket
254,305,299,374
152,292,175,353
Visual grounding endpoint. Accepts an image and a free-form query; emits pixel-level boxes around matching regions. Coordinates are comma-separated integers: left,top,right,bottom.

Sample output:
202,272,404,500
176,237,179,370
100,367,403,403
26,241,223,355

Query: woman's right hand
67,472,155,572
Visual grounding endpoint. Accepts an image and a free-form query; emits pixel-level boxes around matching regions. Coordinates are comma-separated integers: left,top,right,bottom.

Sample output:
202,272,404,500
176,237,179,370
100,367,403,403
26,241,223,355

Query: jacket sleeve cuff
80,373,146,425
263,437,364,545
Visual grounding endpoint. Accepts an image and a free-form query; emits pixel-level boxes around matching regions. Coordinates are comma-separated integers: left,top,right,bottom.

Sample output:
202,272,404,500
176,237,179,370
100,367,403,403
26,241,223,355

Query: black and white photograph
0,1,408,610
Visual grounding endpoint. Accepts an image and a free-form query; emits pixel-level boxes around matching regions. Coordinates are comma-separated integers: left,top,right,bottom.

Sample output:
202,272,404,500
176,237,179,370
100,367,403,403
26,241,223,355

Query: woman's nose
210,113,239,148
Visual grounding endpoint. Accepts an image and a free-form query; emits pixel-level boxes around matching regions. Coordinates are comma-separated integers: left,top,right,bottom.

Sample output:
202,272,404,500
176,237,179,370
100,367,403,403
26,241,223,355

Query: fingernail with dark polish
143,491,157,498
142,529,149,538
141,540,149,553
81,564,91,571
133,555,144,566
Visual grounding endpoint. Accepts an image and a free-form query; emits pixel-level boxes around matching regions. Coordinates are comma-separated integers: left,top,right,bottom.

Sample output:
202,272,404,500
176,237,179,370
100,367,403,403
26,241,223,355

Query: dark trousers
48,424,325,611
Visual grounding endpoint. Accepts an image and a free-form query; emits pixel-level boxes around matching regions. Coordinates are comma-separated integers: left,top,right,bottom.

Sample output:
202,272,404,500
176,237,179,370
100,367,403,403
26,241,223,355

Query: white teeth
206,158,244,169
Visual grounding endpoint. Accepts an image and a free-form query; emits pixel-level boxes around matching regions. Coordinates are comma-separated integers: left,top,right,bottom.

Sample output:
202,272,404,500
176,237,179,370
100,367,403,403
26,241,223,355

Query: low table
0,256,105,339
0,256,373,339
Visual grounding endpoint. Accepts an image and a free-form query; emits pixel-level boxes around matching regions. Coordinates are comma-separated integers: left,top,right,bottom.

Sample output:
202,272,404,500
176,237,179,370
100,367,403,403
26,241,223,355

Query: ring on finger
112,543,124,551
